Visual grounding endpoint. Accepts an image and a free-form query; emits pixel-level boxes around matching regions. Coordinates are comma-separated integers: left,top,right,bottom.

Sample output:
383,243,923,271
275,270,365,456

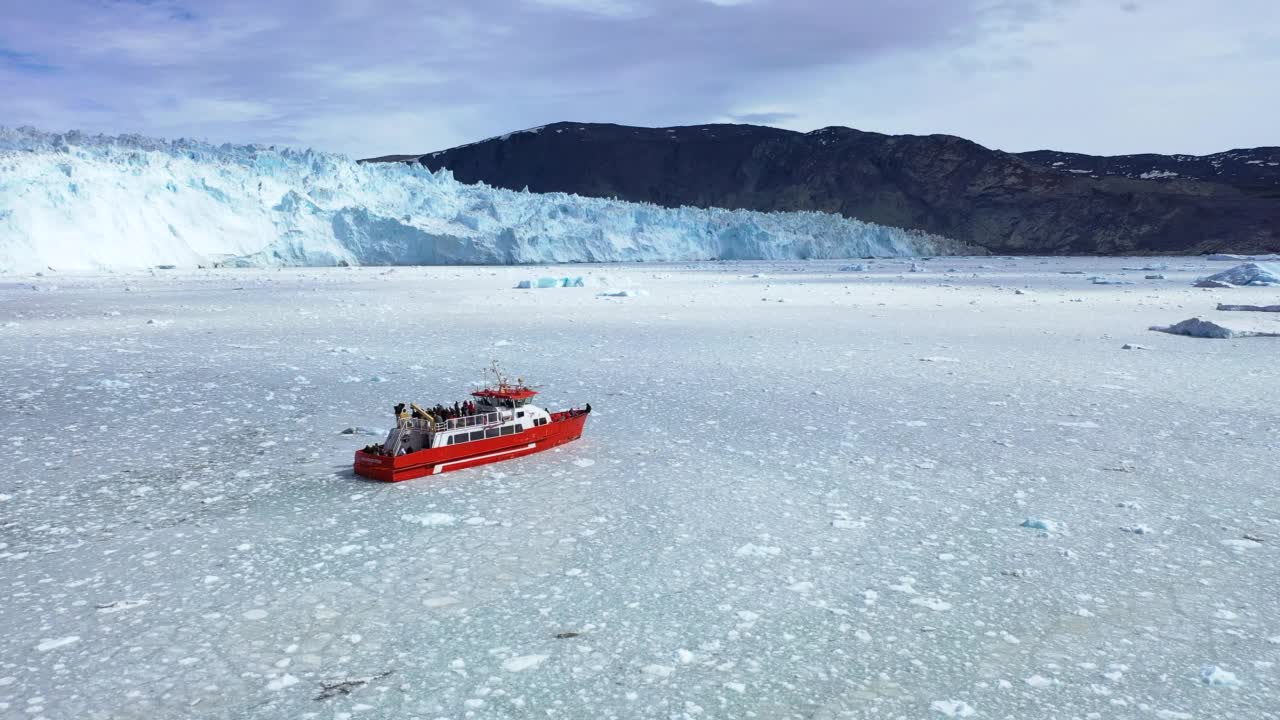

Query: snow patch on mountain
0,127,951,273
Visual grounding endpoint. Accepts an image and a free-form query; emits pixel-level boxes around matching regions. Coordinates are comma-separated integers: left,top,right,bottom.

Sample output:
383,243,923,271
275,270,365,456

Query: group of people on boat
394,401,481,425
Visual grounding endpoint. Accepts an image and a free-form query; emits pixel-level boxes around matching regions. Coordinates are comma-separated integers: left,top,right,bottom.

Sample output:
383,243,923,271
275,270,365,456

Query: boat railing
428,410,508,433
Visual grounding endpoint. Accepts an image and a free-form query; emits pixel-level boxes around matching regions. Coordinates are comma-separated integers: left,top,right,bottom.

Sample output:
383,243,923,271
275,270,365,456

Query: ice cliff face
0,127,952,273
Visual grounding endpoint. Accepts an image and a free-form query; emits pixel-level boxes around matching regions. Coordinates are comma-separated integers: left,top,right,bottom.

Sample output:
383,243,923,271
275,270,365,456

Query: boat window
515,424,524,432
447,436,454,445
517,411,524,418
485,427,500,438
470,430,484,442
500,425,514,436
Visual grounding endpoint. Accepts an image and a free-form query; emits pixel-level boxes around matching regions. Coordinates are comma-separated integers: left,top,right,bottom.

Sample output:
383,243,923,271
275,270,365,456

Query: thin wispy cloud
0,0,1275,156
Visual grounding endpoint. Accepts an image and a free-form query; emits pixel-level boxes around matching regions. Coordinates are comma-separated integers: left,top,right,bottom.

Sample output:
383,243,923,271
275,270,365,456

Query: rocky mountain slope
1017,148,1280,197
364,123,1279,255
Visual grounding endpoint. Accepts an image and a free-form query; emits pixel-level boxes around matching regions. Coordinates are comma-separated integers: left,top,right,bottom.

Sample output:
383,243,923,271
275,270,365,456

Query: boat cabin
380,385,553,455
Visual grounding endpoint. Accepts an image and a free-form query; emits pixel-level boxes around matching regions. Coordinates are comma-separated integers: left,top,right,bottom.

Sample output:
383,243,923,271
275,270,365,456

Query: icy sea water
1,258,1277,719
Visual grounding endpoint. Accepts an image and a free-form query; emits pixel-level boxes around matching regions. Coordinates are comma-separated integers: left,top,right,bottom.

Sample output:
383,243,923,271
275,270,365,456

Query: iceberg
0,127,955,273
1196,263,1280,287
1149,317,1280,339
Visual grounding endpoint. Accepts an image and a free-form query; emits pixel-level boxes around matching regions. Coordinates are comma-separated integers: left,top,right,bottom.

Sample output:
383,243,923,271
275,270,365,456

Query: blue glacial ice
0,127,954,273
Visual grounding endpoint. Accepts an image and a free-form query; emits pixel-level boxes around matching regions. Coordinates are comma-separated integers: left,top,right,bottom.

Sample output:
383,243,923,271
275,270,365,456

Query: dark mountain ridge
363,122,1279,255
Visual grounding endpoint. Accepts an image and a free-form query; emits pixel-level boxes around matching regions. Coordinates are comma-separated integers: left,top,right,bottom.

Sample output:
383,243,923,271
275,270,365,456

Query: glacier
0,127,955,273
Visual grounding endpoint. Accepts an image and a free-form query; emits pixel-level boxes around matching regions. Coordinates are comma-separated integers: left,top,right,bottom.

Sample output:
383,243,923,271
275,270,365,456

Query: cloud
527,0,641,17
0,0,1274,156
0,48,57,73
734,0,1280,154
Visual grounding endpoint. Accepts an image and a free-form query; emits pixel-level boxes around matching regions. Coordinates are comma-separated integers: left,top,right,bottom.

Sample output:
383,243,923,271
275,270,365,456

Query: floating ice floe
35,636,79,652
838,264,866,271
1149,317,1280,339
401,513,457,527
1206,253,1280,262
1194,263,1280,287
1025,674,1057,688
517,277,584,289
1089,276,1135,285
1217,303,1280,313
598,289,648,298
339,427,383,436
930,700,976,717
735,543,782,558
502,655,548,672
1021,517,1060,533
1200,665,1242,687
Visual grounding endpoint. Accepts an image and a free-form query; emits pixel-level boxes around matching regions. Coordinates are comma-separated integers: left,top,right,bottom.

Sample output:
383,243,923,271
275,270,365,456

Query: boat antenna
487,359,509,390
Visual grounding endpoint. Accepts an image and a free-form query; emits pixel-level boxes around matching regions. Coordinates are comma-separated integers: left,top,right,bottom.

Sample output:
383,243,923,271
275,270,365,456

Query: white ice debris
910,597,953,611
1025,674,1057,688
2,256,1278,717
1121,524,1153,535
401,513,458,527
1200,665,1242,687
502,655,548,672
930,700,976,717
735,543,782,558
266,673,299,690
35,636,80,652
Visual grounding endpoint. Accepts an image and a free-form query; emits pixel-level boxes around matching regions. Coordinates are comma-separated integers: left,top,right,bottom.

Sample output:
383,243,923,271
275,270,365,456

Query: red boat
353,377,591,482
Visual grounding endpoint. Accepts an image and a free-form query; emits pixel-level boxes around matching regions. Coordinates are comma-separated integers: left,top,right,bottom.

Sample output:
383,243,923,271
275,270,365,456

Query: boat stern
354,449,399,482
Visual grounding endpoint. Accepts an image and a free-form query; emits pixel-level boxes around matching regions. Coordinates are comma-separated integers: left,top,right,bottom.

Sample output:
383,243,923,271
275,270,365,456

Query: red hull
354,410,589,482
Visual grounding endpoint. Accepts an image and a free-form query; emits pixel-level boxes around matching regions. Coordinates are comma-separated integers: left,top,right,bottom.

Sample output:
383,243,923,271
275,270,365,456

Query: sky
0,0,1275,158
